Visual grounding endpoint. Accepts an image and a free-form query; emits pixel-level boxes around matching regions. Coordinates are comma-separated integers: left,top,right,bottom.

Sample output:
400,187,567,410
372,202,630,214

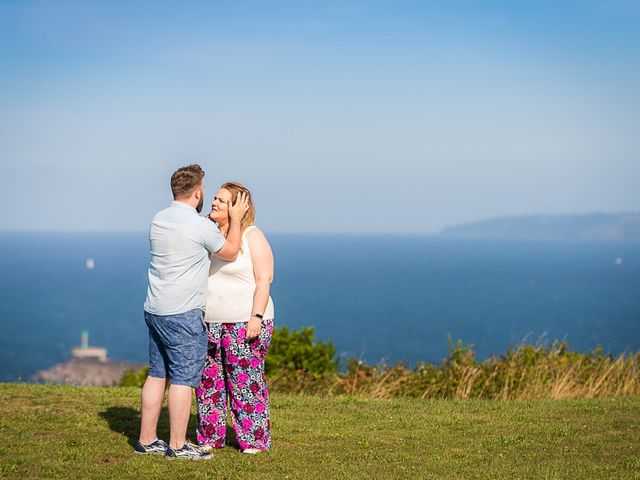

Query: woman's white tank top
204,225,275,323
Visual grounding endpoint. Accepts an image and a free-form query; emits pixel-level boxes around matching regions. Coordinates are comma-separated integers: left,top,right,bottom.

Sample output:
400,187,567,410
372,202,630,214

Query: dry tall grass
121,326,640,400
268,341,640,400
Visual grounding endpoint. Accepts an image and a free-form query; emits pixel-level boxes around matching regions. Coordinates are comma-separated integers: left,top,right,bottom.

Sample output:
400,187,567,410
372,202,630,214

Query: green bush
119,325,338,388
266,325,338,377
120,366,148,387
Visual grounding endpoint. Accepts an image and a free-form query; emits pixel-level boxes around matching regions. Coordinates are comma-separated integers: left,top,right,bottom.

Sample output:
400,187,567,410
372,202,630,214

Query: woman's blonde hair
220,181,255,235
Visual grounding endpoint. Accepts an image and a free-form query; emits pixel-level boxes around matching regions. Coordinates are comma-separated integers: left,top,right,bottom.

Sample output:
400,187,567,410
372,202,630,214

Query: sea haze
0,232,638,382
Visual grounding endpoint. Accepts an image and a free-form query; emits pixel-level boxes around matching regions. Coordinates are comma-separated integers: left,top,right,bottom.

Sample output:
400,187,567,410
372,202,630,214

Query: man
134,164,248,460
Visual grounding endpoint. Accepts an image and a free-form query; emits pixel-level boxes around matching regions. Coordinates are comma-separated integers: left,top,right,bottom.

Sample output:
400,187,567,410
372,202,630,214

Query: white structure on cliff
37,330,142,386
70,330,107,362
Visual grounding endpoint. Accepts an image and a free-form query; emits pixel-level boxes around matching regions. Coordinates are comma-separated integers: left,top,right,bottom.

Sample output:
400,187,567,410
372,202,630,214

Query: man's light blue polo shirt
143,201,226,316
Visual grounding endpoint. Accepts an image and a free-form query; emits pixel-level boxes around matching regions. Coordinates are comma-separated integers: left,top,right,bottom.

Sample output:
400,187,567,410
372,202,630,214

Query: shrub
266,325,338,377
118,325,338,389
120,366,149,387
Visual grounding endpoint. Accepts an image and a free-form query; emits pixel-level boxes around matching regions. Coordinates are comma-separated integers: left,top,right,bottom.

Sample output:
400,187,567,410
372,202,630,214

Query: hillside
439,212,640,241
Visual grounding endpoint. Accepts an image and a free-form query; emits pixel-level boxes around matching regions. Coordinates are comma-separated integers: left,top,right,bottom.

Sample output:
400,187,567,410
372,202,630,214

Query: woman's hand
246,316,262,341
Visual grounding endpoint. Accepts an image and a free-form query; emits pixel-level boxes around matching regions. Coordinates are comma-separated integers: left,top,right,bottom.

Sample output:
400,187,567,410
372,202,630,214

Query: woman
196,182,275,454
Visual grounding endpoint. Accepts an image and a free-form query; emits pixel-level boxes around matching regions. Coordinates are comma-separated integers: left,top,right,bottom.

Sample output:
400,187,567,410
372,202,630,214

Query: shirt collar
171,200,197,213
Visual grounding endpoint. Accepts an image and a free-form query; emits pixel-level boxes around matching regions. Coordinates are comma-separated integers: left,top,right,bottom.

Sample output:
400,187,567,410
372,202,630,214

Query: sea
1,232,639,382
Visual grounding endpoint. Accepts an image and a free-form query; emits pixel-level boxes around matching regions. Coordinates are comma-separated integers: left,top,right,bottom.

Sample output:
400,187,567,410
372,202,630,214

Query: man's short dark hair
171,164,205,199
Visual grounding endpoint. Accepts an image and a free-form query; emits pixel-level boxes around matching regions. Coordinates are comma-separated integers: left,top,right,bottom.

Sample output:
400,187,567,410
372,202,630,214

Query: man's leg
139,376,167,444
164,308,209,451
168,384,193,449
139,311,170,447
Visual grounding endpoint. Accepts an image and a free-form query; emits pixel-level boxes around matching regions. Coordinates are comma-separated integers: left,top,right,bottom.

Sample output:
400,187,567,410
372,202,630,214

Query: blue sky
1,0,639,233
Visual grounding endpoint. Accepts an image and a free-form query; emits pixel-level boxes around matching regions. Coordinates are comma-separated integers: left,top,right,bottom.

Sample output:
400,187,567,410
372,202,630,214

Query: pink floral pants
195,319,273,451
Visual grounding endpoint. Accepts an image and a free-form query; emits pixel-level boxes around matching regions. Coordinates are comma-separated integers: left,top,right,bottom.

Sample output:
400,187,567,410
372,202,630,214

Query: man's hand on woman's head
228,192,249,222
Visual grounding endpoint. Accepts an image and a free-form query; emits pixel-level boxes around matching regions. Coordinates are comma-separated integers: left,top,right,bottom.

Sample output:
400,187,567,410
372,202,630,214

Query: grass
1,384,639,479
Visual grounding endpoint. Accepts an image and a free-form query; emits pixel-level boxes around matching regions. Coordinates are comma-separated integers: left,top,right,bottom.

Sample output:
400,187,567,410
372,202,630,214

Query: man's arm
215,192,249,261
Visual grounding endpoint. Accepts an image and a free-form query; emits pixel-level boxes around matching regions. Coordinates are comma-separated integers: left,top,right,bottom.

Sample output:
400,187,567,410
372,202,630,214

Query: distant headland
35,331,143,387
439,212,640,241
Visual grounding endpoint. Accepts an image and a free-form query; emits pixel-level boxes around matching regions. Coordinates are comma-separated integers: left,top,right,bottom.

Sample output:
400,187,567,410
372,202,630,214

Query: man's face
195,184,205,213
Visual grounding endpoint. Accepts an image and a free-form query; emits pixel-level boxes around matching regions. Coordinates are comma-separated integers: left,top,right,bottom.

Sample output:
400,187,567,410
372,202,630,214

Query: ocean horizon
1,232,638,383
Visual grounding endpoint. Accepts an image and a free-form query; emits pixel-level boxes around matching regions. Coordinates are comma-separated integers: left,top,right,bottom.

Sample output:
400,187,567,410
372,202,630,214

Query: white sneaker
242,448,261,455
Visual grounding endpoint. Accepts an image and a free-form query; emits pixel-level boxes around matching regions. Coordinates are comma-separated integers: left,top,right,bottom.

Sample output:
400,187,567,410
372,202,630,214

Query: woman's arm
245,227,274,339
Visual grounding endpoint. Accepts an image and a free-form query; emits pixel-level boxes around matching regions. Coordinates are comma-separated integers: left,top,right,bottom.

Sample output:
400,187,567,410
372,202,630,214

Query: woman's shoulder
244,225,270,245
244,225,264,237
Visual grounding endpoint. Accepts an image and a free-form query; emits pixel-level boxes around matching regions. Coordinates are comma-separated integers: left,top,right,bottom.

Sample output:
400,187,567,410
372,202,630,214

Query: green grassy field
1,384,639,479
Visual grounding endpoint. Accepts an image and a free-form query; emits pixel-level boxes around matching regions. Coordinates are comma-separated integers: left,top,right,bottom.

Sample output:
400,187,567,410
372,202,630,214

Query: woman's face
209,188,233,223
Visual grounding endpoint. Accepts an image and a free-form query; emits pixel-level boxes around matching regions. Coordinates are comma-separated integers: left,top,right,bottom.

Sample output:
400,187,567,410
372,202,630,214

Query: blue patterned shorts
144,308,208,387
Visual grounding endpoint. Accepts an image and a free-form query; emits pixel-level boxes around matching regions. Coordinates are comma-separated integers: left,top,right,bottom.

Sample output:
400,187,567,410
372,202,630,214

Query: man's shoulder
151,205,175,222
